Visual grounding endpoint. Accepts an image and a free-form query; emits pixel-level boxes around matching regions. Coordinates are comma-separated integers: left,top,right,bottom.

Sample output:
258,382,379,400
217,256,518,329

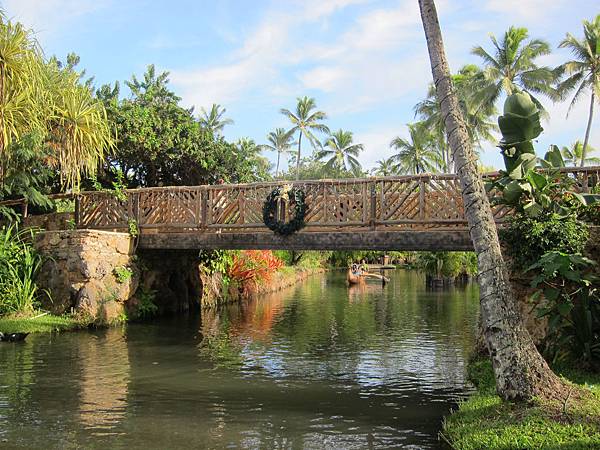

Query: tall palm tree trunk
296,132,303,180
418,0,566,401
276,150,281,178
581,92,595,167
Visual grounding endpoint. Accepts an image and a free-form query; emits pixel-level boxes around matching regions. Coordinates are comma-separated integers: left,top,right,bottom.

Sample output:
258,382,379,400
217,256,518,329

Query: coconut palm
259,128,295,177
389,122,443,174
419,0,564,401
472,26,559,113
556,15,600,167
199,103,234,136
280,96,329,180
316,129,363,176
415,65,497,171
560,140,600,167
372,157,397,177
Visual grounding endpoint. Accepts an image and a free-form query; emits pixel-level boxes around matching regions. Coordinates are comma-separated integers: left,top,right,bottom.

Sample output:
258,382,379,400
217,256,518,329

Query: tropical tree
259,128,294,177
415,64,497,171
556,14,600,167
316,129,363,176
199,103,234,136
472,26,559,113
0,15,46,185
418,0,565,401
561,140,600,167
280,96,329,180
389,122,442,174
372,157,397,177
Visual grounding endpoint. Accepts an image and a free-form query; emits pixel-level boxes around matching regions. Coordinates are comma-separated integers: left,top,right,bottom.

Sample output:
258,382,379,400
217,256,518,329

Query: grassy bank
0,312,80,334
443,358,600,449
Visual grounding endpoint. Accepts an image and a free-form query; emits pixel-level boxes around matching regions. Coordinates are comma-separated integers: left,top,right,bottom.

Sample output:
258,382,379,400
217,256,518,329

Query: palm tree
372,157,397,177
389,122,442,174
259,128,295,177
316,129,363,176
199,103,234,136
472,26,559,113
556,14,600,167
415,65,497,171
418,0,564,401
280,96,329,180
561,140,600,167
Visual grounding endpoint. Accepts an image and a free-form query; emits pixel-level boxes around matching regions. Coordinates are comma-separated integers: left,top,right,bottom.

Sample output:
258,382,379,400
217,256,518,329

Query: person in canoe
347,262,390,285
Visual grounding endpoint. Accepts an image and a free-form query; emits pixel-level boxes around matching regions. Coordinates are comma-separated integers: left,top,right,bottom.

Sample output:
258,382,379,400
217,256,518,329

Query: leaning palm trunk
581,92,595,167
418,0,565,401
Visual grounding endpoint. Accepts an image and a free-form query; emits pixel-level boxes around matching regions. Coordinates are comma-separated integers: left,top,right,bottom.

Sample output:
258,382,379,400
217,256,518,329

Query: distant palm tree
372,157,397,177
561,141,600,167
259,128,295,177
415,64,497,171
472,26,559,113
556,14,600,167
316,129,363,176
390,122,442,174
199,104,234,136
280,96,329,180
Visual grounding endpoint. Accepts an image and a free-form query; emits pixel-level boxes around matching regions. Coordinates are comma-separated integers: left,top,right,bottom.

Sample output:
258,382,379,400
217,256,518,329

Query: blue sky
3,0,598,172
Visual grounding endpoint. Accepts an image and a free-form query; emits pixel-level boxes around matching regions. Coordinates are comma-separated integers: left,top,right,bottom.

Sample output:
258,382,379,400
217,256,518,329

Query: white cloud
484,0,567,21
354,126,402,170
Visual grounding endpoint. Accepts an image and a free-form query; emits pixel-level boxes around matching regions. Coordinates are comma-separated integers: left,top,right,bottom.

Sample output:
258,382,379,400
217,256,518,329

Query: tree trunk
296,132,303,180
276,149,281,178
581,91,595,167
418,0,566,402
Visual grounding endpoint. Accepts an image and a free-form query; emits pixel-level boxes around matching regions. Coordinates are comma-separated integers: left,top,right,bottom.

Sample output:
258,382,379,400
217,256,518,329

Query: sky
2,0,598,173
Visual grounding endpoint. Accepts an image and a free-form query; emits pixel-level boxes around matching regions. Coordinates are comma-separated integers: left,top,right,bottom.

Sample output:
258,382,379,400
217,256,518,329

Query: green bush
0,226,44,315
501,214,589,270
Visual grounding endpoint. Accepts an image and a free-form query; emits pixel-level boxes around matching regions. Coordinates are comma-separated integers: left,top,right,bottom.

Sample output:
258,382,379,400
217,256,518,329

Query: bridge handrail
2,166,598,232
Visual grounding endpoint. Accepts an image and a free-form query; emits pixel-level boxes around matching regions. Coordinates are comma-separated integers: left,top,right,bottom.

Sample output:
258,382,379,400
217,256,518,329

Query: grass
443,358,600,450
0,312,81,334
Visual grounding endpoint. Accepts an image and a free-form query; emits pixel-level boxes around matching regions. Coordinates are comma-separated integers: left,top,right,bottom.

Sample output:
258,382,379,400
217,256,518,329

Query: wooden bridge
65,167,598,252
4,167,598,251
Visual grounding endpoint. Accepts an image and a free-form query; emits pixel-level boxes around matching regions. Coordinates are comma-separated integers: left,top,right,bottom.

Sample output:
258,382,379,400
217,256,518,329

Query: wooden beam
139,230,474,251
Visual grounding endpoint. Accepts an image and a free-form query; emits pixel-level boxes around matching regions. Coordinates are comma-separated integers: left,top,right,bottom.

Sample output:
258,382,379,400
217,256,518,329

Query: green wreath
263,185,307,236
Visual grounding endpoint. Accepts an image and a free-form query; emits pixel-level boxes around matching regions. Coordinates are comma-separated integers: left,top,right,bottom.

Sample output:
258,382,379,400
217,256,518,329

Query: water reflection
0,270,479,449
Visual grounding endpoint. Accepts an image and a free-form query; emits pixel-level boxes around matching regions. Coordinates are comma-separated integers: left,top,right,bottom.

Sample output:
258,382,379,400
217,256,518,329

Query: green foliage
113,266,133,284
528,252,600,365
315,129,363,176
134,287,158,319
416,251,477,278
389,121,443,174
198,250,234,276
501,214,589,270
0,313,79,333
0,226,44,315
95,66,269,189
53,198,74,213
127,218,139,237
488,92,599,218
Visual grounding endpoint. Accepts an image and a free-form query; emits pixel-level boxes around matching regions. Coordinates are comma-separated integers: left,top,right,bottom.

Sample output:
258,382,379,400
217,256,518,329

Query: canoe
0,332,29,342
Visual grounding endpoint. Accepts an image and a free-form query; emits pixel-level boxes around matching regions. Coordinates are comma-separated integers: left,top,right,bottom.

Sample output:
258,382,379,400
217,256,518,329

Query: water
0,270,479,449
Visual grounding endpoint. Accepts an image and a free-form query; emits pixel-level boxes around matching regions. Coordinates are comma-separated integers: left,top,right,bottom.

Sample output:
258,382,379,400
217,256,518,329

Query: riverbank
442,357,600,449
0,312,80,333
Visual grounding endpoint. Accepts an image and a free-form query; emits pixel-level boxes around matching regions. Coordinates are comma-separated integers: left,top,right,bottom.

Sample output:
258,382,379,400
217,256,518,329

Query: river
0,270,479,449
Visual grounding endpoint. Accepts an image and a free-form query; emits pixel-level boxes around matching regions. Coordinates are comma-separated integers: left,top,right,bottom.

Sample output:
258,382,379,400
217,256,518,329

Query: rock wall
34,230,139,324
24,212,74,231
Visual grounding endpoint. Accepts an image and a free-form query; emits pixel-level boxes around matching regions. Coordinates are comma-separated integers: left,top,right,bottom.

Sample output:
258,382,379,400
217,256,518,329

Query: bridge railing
72,166,600,233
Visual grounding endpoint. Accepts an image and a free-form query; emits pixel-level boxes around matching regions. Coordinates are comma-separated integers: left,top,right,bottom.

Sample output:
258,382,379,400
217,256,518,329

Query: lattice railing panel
322,181,368,224
379,179,421,222
79,192,128,228
425,178,465,221
138,189,201,227
209,188,240,225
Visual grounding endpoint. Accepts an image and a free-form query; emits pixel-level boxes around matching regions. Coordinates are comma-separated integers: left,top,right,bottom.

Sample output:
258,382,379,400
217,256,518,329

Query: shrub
501,213,589,270
227,250,284,294
113,266,133,284
0,226,44,315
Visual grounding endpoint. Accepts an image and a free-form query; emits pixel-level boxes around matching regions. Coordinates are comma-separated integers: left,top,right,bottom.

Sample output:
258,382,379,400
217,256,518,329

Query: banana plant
488,92,599,218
